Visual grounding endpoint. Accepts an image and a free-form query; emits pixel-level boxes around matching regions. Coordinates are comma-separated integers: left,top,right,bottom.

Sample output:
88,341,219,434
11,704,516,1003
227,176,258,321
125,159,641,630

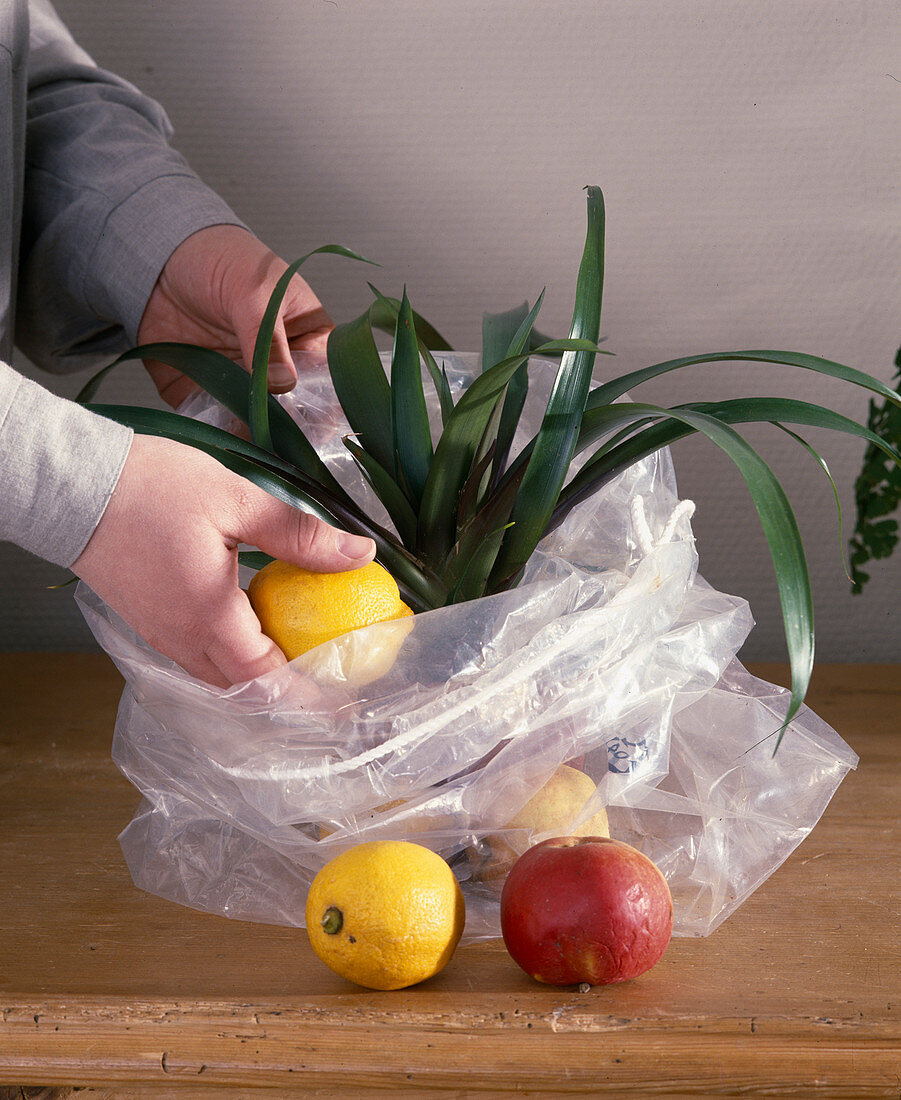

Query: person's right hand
137,225,332,409
72,433,375,687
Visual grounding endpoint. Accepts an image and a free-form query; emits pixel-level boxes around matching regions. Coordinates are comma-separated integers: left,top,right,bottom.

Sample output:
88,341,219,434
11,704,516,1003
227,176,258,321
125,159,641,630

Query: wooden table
0,655,897,1098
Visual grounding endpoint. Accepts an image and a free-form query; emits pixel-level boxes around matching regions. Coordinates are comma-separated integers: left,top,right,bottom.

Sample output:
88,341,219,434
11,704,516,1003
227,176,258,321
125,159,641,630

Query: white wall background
3,0,899,662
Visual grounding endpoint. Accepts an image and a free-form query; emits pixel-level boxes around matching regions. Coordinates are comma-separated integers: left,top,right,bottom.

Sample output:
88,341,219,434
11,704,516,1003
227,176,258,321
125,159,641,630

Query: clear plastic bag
77,354,857,939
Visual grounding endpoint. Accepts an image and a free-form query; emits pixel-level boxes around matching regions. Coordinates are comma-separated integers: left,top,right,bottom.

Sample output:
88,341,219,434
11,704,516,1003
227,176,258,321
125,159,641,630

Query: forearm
17,0,245,373
0,360,132,566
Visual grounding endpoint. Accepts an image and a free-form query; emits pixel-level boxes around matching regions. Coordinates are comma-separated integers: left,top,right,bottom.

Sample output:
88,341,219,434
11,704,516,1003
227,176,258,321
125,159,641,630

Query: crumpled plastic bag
77,354,857,939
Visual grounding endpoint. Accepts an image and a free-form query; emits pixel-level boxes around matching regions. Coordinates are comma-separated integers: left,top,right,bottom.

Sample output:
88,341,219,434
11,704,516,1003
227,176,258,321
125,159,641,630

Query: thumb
191,498,377,687
237,496,376,573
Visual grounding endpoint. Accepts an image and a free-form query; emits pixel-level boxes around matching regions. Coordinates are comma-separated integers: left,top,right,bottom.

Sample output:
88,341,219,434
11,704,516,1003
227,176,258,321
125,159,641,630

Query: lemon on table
305,841,465,990
247,559,413,686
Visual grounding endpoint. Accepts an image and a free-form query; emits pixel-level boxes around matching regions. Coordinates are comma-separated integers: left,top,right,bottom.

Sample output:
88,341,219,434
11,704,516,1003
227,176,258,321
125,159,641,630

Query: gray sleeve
0,360,133,567
16,0,247,373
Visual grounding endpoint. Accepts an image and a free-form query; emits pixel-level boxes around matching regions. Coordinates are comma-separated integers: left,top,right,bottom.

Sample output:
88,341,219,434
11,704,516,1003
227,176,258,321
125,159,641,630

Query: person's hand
137,224,332,408
72,434,376,688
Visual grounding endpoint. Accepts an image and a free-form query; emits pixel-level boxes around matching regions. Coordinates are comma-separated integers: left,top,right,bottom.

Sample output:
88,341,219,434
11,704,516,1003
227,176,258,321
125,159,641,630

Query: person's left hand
137,224,332,408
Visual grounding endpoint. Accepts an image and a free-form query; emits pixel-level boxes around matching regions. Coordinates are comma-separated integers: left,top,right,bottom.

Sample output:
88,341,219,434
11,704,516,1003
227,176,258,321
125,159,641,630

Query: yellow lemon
305,841,465,990
469,764,609,885
248,559,414,687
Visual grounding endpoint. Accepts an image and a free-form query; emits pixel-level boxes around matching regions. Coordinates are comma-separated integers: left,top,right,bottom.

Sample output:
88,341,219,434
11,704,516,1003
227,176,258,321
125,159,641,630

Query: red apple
500,836,673,986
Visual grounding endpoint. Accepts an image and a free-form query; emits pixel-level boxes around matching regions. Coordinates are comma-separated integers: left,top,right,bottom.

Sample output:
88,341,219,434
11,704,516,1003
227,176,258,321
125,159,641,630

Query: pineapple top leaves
79,187,901,748
389,288,433,506
489,186,606,590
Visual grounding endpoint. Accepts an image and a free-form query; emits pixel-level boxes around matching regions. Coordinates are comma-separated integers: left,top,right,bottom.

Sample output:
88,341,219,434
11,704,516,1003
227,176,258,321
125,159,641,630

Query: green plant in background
849,346,901,593
78,188,901,745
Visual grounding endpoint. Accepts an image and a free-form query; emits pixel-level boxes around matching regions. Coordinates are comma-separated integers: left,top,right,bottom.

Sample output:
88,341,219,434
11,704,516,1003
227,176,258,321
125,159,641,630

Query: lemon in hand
305,841,465,990
248,559,413,686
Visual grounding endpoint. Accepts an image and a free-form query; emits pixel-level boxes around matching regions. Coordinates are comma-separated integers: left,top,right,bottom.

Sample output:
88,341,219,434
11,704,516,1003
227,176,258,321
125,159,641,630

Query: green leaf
575,395,901,473
367,287,454,351
76,359,125,403
566,396,901,510
490,293,547,485
239,550,274,572
682,414,814,747
369,284,455,424
417,352,535,563
85,402,370,527
416,338,605,565
454,432,497,534
490,186,606,588
390,288,434,504
682,397,901,459
206,448,439,611
444,462,527,603
586,349,901,410
576,403,814,747
344,436,419,548
776,424,852,583
445,522,514,605
506,293,548,359
474,300,535,506
76,343,240,407
327,307,394,473
422,347,457,428
46,575,77,590
80,342,350,503
482,302,530,374
249,244,378,452
86,402,443,611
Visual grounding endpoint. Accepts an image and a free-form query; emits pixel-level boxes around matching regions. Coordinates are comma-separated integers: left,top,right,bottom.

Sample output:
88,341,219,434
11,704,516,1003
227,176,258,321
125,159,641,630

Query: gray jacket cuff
84,175,247,345
0,361,132,567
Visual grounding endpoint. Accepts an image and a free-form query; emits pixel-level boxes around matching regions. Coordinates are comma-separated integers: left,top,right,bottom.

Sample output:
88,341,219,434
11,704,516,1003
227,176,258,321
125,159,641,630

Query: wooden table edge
2,994,899,1094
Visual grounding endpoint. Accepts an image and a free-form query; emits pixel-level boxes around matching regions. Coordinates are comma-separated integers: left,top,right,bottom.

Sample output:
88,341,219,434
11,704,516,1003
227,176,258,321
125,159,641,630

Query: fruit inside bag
76,354,858,939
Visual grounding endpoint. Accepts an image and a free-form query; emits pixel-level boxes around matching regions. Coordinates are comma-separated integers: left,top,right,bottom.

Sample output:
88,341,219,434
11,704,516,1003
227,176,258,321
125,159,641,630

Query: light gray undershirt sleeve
0,359,132,567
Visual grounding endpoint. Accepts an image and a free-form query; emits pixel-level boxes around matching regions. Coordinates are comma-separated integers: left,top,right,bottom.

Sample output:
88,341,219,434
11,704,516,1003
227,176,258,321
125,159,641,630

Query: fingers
136,584,289,689
232,491,376,573
143,359,202,409
245,312,297,393
200,501,375,686
199,589,289,687
285,304,332,353
238,279,333,394
73,420,374,692
138,223,334,399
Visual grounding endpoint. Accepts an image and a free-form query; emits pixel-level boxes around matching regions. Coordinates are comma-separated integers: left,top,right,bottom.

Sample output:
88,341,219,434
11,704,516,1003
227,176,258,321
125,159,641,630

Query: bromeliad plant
79,188,901,745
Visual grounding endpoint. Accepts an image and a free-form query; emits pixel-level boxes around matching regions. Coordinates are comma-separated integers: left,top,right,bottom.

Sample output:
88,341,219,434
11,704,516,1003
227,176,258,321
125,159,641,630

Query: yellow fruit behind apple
468,764,609,885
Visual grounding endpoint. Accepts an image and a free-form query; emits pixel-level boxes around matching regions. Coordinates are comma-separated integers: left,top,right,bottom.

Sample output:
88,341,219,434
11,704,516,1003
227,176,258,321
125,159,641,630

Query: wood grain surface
0,654,898,1097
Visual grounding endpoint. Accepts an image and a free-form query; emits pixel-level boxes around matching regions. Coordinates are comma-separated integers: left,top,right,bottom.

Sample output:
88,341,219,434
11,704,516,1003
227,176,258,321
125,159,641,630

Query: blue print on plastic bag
606,734,649,774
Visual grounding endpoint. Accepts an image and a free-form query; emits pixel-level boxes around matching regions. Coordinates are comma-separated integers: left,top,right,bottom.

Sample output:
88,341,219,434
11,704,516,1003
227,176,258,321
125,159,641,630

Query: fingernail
268,363,296,390
338,533,376,561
